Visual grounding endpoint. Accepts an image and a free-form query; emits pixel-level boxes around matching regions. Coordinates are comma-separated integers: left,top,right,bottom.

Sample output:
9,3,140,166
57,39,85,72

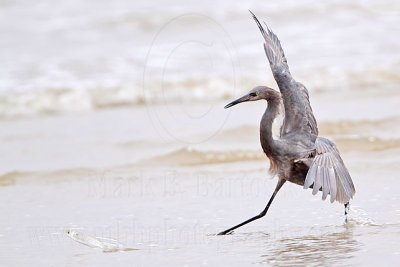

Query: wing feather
304,137,355,203
322,167,329,200
249,11,318,138
312,166,322,195
328,165,337,203
304,164,317,188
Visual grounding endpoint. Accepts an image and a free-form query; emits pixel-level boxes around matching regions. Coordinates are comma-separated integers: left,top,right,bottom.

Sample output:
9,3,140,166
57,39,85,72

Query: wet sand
1,89,400,266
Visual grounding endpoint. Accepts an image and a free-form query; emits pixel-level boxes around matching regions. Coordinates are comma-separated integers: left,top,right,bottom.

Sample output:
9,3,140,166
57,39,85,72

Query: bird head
224,86,279,109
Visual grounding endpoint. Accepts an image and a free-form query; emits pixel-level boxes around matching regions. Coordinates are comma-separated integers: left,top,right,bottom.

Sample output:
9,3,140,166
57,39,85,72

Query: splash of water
345,206,378,226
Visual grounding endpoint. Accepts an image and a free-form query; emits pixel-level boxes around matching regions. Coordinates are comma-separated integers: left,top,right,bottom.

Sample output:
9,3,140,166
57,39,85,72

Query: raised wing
250,11,318,139
303,137,356,204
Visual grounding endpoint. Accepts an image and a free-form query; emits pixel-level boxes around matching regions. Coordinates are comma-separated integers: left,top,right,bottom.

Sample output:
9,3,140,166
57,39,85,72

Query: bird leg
344,202,350,223
217,179,286,235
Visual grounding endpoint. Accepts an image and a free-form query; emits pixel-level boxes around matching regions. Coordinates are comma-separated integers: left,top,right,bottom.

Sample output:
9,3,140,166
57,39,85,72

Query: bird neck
260,98,281,155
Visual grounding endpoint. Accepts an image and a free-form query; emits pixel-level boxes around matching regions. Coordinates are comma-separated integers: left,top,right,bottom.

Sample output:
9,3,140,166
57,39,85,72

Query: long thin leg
344,202,350,223
344,202,349,215
217,179,286,235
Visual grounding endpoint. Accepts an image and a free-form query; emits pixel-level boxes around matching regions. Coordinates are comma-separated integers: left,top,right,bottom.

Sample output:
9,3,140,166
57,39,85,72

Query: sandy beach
1,0,400,266
1,90,400,266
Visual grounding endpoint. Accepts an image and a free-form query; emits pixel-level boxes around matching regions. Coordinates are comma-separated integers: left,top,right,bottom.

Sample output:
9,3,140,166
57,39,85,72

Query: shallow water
1,98,400,266
1,1,400,266
0,159,399,266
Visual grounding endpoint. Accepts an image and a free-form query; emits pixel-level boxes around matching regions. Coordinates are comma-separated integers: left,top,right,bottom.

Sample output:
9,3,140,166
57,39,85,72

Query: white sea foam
0,0,399,118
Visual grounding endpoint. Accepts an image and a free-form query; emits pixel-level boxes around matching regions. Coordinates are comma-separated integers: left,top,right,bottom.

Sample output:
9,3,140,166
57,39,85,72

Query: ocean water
1,1,400,266
0,0,399,117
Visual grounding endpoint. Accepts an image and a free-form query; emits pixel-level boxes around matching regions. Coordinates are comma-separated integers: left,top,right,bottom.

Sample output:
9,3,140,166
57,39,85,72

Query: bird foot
217,230,234,235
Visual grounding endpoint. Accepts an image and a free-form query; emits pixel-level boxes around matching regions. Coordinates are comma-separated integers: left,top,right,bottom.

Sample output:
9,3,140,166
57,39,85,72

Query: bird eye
249,92,257,97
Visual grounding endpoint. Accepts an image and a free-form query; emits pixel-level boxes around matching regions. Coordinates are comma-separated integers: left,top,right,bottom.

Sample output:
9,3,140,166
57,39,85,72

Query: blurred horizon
0,0,399,118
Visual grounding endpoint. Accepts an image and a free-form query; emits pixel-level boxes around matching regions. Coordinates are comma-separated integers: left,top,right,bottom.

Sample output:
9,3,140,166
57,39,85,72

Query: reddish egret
218,11,355,235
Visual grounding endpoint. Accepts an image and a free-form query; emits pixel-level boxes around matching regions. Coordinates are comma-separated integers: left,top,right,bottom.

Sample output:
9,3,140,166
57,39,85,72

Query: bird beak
224,94,251,109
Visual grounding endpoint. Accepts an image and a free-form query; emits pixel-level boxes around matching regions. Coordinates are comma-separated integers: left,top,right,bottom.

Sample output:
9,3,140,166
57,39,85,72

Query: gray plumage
218,11,355,235
304,137,355,203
